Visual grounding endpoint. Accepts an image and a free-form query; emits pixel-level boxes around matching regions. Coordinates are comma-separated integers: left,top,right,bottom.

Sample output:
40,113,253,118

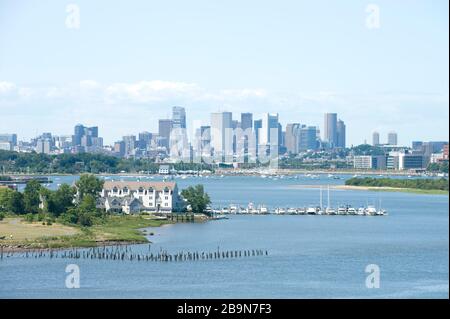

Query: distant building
354,155,386,170
388,131,398,146
172,106,186,129
324,113,338,148
158,165,170,175
387,151,424,170
138,132,152,150
336,119,346,148
122,135,136,157
99,181,184,214
0,134,17,147
158,119,173,150
210,112,232,158
372,132,380,146
0,142,12,151
114,141,126,157
285,123,300,154
36,138,51,154
241,113,253,131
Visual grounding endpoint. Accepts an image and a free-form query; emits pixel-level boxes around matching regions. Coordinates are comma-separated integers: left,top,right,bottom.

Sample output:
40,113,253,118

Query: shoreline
4,169,446,178
290,184,449,195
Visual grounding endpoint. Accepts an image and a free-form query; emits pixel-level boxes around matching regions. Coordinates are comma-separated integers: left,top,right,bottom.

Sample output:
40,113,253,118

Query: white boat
297,207,306,215
221,207,229,214
365,205,377,216
326,207,336,215
259,206,269,214
213,214,229,220
275,207,286,215
287,208,297,215
229,205,238,214
347,207,357,215
306,207,317,215
357,207,365,216
337,207,347,215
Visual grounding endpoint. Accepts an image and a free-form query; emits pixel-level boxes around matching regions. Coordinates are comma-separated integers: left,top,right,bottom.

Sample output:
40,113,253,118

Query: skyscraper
285,123,301,154
388,131,398,145
158,119,173,149
260,113,279,145
138,131,152,149
172,106,186,129
336,119,346,148
324,113,338,148
372,131,380,146
122,135,136,156
299,126,318,151
241,113,253,131
210,112,232,158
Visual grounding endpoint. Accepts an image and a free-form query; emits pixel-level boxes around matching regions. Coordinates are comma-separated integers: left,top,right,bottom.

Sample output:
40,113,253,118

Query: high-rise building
299,126,318,151
285,123,301,154
138,132,152,150
336,120,346,148
388,131,398,145
241,113,253,131
36,138,51,154
324,113,338,148
114,141,125,157
122,135,136,156
172,106,186,129
373,132,380,146
260,113,279,145
0,134,17,147
210,112,232,158
158,119,173,149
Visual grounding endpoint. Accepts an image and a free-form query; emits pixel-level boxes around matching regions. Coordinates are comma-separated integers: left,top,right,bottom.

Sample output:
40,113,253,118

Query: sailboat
325,185,336,215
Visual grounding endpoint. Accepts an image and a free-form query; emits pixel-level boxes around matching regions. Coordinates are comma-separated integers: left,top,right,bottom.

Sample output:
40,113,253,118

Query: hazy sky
0,0,448,145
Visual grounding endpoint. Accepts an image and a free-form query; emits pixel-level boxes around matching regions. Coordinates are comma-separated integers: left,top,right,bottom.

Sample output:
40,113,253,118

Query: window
165,203,168,207
165,196,168,200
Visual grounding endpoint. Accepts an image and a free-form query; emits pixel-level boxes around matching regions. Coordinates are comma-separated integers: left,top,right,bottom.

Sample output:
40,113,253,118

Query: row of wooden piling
0,244,268,263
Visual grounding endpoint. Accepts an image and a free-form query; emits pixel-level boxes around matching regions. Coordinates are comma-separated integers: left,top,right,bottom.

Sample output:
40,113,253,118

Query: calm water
1,174,448,298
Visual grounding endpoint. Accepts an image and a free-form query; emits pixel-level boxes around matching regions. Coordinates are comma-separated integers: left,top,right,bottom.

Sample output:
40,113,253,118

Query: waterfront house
158,165,171,175
99,181,184,214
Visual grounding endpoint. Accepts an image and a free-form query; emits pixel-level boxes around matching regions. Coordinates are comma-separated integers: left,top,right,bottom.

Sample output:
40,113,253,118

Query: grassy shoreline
0,215,173,252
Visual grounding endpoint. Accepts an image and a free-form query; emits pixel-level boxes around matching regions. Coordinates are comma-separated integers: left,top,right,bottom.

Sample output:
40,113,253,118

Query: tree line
0,174,105,226
345,177,449,191
0,150,213,174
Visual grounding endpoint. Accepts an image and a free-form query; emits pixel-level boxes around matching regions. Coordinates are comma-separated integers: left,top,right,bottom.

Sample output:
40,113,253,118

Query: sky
0,0,448,146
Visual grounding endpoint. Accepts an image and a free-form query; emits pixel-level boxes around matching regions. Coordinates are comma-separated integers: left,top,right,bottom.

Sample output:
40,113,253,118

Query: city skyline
0,0,448,145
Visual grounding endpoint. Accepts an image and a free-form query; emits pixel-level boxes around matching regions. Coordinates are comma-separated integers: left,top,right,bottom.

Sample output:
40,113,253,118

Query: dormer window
138,187,144,194
112,187,118,193
123,187,129,193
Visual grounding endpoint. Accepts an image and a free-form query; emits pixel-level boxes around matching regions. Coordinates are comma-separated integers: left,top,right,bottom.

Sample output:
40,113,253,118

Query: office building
210,112,232,158
336,119,346,148
158,119,173,149
241,113,253,131
172,106,186,129
372,131,380,146
388,131,398,146
324,113,338,148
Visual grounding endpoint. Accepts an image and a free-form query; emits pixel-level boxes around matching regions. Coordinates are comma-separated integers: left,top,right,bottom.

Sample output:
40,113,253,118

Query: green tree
47,184,76,217
0,187,15,211
23,180,42,214
79,194,97,213
181,184,211,214
75,174,104,201
7,191,25,214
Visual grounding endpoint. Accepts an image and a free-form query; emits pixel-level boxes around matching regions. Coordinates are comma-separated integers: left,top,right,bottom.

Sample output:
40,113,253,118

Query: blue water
1,174,448,298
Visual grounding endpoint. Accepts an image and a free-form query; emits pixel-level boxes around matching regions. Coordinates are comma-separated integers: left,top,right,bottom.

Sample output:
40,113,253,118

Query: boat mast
327,185,330,208
320,186,323,209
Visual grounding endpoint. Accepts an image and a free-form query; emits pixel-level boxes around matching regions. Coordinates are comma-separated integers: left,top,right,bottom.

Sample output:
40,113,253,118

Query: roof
103,181,177,191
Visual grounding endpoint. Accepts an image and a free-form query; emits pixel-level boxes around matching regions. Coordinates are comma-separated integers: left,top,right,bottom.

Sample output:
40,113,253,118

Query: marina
208,186,388,216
